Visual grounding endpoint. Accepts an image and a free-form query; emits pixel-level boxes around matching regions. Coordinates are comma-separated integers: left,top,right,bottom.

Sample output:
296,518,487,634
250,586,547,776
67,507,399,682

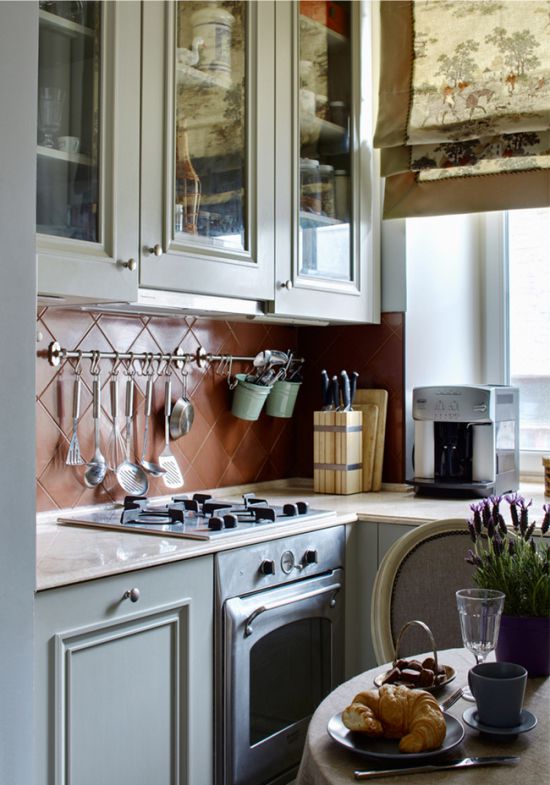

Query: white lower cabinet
34,556,213,785
345,521,415,677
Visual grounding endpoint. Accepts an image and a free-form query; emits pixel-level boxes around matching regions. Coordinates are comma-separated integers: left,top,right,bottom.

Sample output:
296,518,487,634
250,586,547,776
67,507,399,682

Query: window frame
481,211,546,480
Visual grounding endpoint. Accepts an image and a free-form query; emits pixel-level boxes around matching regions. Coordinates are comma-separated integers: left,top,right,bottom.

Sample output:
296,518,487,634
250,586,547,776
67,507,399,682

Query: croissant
342,684,446,753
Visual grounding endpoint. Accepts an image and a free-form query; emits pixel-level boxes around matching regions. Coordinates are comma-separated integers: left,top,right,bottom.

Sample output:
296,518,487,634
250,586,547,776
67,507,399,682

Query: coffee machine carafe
411,385,519,497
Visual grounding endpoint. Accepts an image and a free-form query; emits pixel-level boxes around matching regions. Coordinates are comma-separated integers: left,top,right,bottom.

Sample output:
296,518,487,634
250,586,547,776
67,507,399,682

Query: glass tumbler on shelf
38,87,65,148
456,588,505,701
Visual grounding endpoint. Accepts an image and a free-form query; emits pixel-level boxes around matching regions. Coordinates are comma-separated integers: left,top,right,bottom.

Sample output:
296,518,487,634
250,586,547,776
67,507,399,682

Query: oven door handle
243,581,341,637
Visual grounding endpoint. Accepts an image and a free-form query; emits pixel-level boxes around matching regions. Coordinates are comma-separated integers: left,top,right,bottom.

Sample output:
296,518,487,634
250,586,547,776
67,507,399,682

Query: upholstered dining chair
371,518,476,665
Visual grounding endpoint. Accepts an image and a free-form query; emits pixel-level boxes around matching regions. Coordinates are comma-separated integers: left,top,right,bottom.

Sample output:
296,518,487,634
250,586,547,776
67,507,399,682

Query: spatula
158,378,184,489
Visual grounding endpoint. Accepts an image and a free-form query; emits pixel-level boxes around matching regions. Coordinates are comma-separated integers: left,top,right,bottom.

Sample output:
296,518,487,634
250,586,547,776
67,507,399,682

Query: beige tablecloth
297,649,548,785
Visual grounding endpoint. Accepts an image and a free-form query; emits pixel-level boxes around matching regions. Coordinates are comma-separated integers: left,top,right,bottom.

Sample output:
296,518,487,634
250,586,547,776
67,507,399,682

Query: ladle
140,376,166,476
169,370,194,439
84,377,107,488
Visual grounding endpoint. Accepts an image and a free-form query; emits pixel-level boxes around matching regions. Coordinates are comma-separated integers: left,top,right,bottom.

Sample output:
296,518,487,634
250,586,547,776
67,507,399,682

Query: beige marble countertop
36,479,547,592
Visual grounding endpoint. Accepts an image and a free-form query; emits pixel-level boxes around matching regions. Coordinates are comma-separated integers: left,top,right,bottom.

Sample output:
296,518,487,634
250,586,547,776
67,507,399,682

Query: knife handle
350,371,359,408
321,369,329,408
331,375,340,410
340,370,350,410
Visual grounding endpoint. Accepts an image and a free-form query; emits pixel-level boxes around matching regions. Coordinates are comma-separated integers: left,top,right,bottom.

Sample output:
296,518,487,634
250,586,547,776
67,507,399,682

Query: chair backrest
371,518,476,665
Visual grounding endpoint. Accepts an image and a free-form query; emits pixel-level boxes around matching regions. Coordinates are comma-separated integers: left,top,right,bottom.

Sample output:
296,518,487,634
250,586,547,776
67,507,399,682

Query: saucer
463,707,537,736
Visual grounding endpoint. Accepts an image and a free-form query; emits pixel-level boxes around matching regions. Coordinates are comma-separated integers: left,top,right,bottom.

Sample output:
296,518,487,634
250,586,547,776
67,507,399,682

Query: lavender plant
465,495,550,617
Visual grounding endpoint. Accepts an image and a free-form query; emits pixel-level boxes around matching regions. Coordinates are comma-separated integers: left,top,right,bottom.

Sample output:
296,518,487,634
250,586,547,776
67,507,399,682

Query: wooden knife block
313,410,363,494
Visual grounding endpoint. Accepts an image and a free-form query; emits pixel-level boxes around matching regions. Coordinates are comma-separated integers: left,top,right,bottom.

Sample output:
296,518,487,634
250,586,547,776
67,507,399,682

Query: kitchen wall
404,213,483,479
36,308,405,511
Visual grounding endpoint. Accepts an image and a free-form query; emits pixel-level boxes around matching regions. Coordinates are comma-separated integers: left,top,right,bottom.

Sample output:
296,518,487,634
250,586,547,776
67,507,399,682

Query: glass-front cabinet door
271,0,380,323
36,1,140,303
140,0,275,302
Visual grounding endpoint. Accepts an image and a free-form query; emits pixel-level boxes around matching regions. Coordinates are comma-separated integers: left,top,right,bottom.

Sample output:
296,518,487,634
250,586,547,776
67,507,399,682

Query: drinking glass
38,87,65,148
456,588,505,701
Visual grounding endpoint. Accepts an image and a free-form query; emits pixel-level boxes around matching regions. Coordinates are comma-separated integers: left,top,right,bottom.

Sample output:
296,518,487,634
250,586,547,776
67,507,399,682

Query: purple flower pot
496,615,550,677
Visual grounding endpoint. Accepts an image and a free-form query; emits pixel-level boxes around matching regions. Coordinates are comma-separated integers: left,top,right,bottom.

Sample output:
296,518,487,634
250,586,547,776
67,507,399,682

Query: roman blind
375,0,550,219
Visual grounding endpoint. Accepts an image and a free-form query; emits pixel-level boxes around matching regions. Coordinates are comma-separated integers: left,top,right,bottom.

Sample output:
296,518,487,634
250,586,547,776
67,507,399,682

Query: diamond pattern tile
36,308,406,510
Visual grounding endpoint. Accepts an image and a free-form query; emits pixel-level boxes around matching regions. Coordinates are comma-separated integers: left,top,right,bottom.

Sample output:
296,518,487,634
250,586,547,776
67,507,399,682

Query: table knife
354,756,519,780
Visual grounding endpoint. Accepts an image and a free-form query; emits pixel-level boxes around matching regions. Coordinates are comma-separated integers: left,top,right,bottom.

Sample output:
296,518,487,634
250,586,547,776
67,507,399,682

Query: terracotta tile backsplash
36,309,405,512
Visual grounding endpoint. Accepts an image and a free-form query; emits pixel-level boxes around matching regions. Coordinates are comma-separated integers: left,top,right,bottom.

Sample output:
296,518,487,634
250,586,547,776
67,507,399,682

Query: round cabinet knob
279,280,293,290
123,587,140,603
259,559,275,576
303,549,318,565
118,258,137,271
147,244,163,257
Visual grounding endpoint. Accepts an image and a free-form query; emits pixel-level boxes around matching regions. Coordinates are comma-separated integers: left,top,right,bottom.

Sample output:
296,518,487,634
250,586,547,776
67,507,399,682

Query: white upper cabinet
36,1,379,323
270,0,380,323
36,1,141,303
139,0,275,302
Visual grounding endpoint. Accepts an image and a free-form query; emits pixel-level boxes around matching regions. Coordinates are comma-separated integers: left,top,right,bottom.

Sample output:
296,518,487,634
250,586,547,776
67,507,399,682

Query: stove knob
223,514,238,529
303,548,318,565
296,501,309,515
208,516,224,531
283,503,299,516
259,559,275,576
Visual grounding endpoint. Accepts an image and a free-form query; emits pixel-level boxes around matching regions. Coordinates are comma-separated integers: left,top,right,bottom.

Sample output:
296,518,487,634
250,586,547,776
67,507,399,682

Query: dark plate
374,664,456,692
327,711,464,762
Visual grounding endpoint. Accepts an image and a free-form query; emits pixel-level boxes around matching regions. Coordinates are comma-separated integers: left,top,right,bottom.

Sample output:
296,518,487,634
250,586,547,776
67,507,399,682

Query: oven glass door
223,568,344,785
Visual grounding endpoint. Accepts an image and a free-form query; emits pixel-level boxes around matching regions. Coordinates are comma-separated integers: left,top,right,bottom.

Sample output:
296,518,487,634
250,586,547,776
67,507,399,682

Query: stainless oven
215,525,345,785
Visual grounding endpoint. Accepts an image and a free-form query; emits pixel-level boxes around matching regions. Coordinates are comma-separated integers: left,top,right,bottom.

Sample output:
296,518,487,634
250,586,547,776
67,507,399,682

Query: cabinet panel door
272,0,380,323
37,1,140,303
140,0,275,301
58,609,183,785
34,557,213,785
378,523,415,562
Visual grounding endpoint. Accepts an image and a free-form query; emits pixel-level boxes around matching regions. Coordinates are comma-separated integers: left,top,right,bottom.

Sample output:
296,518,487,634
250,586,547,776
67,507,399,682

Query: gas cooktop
58,493,336,541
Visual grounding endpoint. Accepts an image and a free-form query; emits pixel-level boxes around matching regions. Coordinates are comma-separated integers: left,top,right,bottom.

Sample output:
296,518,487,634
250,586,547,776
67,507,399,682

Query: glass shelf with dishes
298,1,352,281
173,1,247,251
38,6,96,40
37,0,101,244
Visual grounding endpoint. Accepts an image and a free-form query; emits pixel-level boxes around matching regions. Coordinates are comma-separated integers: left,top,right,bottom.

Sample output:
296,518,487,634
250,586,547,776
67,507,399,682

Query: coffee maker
410,385,519,497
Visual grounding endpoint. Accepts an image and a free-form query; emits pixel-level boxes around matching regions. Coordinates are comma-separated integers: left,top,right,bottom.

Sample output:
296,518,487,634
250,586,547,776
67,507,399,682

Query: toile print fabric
374,0,550,218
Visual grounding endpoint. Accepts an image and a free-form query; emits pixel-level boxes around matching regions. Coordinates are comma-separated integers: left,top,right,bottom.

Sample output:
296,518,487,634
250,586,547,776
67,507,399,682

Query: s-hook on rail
45,341,304,370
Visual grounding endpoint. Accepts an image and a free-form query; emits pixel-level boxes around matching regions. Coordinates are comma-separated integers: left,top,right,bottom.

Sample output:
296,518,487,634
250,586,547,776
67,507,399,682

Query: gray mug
468,661,527,728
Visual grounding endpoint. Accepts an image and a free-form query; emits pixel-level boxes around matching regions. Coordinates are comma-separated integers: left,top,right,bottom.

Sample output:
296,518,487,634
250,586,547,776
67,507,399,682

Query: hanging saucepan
169,368,194,439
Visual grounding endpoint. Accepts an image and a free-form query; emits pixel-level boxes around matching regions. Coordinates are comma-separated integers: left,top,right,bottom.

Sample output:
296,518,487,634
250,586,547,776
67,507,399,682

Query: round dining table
296,648,548,785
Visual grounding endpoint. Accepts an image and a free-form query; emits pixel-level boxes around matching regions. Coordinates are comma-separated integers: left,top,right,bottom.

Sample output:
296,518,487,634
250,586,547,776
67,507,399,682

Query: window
507,209,550,457
484,208,550,477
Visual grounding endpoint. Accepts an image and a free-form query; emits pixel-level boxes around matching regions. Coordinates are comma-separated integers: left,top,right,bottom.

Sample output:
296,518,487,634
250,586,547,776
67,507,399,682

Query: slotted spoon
139,376,166,477
158,378,184,489
115,376,148,495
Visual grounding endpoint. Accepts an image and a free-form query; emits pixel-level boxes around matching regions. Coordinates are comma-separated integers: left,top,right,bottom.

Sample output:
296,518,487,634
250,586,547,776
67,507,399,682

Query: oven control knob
281,550,295,574
303,549,318,565
259,559,275,576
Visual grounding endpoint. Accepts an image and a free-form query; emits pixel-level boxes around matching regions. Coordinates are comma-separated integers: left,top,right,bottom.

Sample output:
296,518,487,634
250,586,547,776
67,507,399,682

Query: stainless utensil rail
46,341,304,370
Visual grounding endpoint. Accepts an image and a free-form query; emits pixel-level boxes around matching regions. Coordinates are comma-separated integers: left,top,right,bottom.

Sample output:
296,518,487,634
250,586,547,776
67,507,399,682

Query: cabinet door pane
175,1,248,253
37,1,101,243
299,1,352,281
